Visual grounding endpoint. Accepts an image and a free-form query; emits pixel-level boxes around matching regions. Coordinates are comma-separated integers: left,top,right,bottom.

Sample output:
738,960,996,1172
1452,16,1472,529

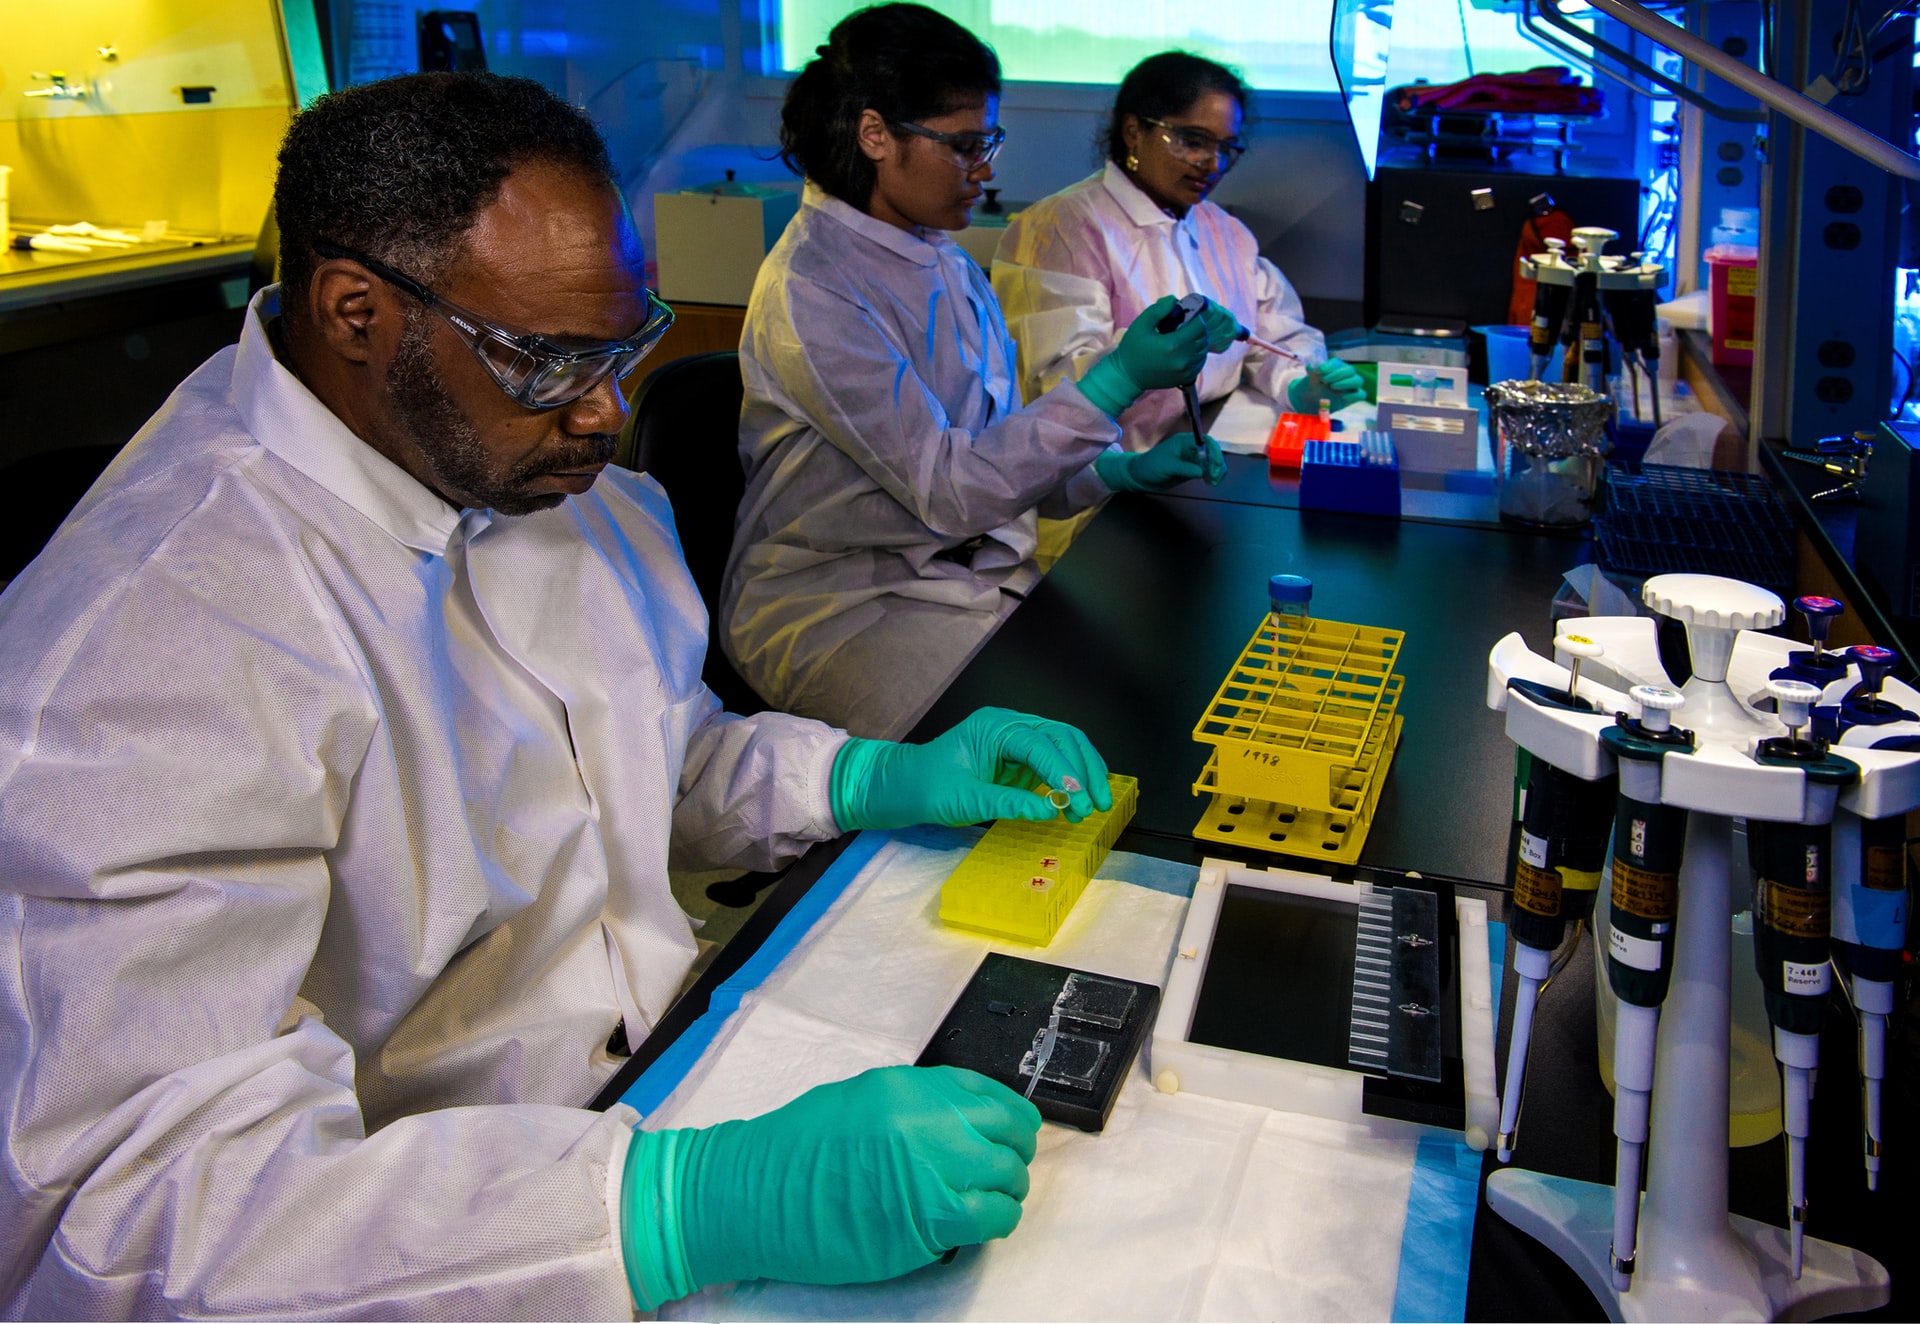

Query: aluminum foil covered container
1486,380,1615,525
1484,379,1615,458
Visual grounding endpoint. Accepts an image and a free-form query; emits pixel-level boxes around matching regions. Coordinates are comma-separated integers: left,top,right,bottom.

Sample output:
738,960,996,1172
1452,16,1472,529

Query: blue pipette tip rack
1299,434,1402,518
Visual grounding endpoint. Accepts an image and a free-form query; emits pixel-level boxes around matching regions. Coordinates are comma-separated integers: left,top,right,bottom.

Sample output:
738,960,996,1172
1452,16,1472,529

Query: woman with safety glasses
724,3,1227,739
995,52,1367,453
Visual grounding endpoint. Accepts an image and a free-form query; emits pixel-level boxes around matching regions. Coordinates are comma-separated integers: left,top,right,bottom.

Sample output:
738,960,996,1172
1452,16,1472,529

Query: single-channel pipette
1751,678,1851,1279
1831,804,1907,1191
1599,685,1692,1292
1497,634,1616,1163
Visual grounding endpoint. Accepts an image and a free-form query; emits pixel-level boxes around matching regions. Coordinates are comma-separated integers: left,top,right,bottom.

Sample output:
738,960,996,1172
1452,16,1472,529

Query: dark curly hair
1101,52,1249,168
274,72,616,331
780,3,1001,210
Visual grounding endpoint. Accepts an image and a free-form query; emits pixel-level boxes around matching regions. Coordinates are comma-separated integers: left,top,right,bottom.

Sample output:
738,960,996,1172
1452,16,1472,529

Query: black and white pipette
1599,685,1692,1292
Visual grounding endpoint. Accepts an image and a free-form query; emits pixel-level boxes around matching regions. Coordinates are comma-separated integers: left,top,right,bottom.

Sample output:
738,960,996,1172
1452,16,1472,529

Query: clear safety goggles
1140,116,1248,172
311,238,675,410
890,120,1008,170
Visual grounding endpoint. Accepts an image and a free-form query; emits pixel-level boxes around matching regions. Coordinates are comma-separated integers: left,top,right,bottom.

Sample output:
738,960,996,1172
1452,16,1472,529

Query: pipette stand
1484,574,1912,1321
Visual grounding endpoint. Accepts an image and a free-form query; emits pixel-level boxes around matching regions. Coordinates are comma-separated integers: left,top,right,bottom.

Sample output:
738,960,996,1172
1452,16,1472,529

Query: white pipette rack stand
1485,574,1916,1321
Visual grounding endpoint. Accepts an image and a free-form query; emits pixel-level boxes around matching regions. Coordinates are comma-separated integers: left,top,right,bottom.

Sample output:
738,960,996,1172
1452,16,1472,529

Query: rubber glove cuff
620,1127,700,1311
831,736,907,832
1077,354,1144,420
1093,449,1146,494
1200,300,1243,353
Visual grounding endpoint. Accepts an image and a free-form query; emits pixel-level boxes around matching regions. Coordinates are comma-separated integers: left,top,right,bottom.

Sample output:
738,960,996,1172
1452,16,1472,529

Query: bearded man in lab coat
0,72,1113,1318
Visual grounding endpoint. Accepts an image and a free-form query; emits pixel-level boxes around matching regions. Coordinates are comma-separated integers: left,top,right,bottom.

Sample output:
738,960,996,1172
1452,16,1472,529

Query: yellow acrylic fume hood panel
1,0,313,244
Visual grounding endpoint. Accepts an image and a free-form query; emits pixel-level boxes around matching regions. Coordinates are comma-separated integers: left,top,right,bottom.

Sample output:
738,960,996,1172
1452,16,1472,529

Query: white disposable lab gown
0,294,847,1319
723,184,1120,739
994,162,1327,451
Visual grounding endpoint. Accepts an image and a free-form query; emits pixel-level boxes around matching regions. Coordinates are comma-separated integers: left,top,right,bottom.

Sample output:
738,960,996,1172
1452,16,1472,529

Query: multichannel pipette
1750,677,1857,1279
1598,685,1692,1292
1496,635,1617,1163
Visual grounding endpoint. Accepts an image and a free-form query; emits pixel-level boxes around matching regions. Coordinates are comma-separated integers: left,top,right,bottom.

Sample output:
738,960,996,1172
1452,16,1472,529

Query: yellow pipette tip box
938,773,1138,946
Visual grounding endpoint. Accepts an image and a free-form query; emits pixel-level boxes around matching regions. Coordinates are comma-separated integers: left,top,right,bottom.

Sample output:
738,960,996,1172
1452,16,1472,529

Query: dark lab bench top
609,473,1910,1320
917,473,1586,886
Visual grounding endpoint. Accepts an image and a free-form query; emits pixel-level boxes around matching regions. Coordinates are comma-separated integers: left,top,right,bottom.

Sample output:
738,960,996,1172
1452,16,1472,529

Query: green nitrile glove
1200,299,1242,353
620,1065,1042,1309
1077,294,1211,418
830,706,1114,829
1094,431,1225,493
1287,357,1368,413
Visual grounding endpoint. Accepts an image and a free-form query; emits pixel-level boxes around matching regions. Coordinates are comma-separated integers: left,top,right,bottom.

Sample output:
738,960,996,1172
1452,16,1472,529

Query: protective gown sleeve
1241,256,1327,406
0,561,636,1320
991,259,1115,407
667,694,848,874
761,272,1119,538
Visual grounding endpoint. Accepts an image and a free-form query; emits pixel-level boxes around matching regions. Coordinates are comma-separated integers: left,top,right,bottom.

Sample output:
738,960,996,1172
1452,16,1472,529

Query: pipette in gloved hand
1154,293,1221,483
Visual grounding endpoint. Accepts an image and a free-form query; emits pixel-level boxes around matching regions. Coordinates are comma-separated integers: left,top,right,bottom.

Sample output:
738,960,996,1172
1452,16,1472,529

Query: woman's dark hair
1101,52,1249,167
780,3,1002,208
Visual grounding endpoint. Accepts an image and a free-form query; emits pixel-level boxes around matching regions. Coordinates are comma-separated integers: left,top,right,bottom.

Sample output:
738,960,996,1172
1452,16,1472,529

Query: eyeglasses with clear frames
311,238,676,411
1138,116,1248,171
889,120,1008,170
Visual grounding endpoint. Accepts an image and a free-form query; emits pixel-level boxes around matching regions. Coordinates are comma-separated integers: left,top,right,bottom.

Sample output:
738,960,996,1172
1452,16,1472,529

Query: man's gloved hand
620,1065,1042,1308
830,706,1114,830
1199,300,1243,354
1077,294,1212,418
1287,357,1368,413
1094,431,1225,493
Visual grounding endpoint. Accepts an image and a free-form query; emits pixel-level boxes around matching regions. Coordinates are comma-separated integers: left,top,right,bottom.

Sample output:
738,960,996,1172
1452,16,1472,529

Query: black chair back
617,351,765,715
0,444,124,586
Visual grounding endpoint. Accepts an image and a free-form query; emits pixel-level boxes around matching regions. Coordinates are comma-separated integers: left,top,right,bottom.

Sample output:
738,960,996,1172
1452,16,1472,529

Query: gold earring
1126,152,1139,171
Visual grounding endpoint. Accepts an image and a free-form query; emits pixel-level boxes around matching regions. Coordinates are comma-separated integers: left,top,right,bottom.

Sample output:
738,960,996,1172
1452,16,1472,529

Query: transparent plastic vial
1268,573,1312,627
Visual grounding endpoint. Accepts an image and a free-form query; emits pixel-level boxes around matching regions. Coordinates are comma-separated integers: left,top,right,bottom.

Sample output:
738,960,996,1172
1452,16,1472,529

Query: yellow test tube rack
939,774,1139,946
1190,614,1405,864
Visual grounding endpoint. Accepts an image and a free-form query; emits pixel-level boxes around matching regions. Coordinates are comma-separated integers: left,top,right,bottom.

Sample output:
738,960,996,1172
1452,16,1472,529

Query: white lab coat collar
232,287,467,557
1099,160,1184,232
801,180,950,268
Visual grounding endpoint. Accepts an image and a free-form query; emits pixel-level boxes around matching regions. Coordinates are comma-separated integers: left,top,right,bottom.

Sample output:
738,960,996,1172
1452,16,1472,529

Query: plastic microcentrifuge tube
1048,789,1071,811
